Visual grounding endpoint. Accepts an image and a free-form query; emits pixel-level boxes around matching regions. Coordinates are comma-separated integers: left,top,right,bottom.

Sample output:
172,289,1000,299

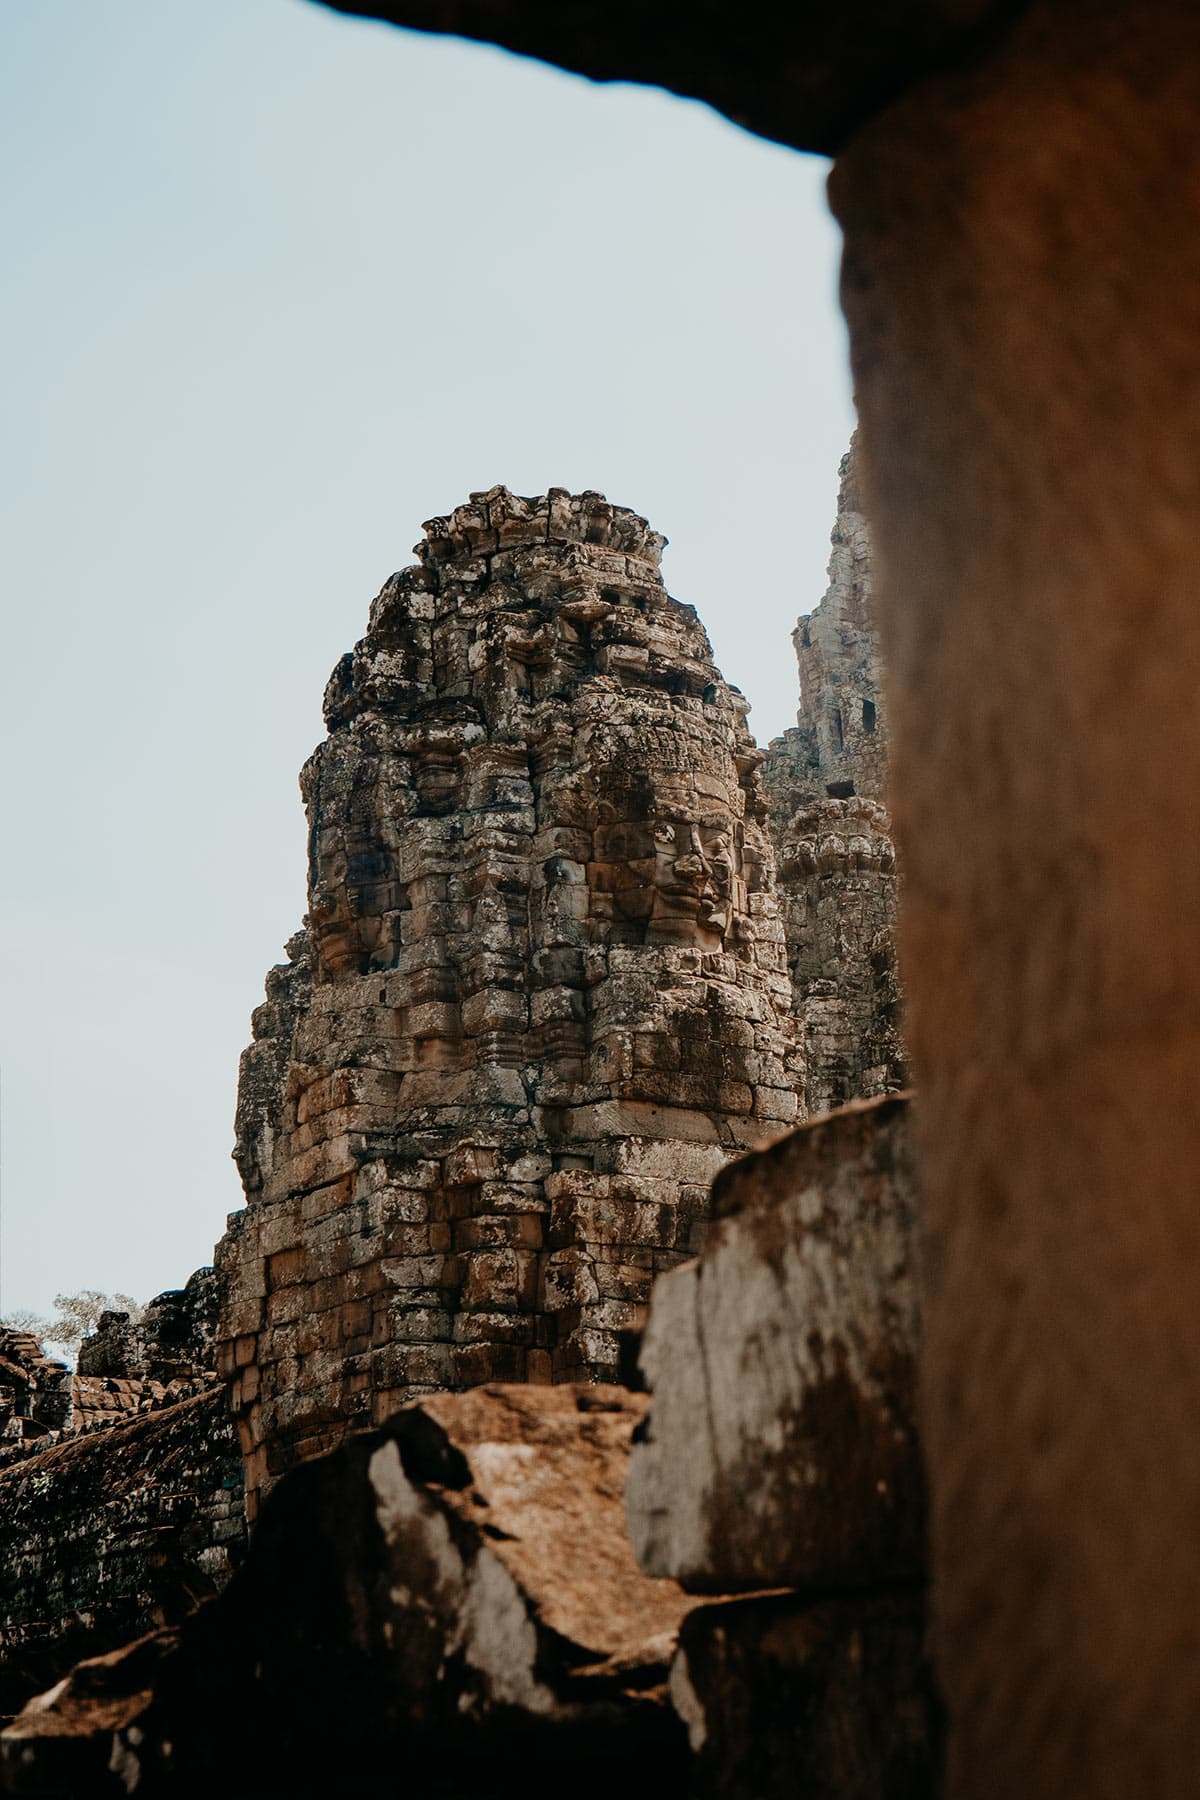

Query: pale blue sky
0,0,854,1317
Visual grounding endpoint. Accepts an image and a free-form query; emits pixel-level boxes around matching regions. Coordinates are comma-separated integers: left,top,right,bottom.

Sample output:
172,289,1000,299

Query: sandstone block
542,1247,600,1310
380,1254,445,1291
752,1083,801,1122
627,1095,923,1593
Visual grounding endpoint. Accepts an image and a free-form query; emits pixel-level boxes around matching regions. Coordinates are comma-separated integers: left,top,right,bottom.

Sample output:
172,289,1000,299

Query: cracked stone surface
626,1095,922,1594
218,487,801,1518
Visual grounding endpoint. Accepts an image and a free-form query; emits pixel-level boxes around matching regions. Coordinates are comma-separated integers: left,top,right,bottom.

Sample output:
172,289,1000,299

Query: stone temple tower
763,440,905,1116
218,486,801,1516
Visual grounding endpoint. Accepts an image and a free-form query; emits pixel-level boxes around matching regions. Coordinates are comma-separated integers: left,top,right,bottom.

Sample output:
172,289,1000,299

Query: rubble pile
0,1275,245,1720
1,1386,697,1794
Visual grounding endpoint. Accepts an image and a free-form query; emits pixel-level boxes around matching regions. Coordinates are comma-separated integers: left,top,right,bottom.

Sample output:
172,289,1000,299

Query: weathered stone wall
764,440,904,1114
1,1273,222,1471
0,1387,245,1720
771,440,890,804
0,1333,73,1455
219,486,801,1516
77,1269,218,1387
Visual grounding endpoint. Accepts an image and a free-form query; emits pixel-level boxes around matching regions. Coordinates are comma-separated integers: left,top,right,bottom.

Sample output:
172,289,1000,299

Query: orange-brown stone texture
218,487,801,1516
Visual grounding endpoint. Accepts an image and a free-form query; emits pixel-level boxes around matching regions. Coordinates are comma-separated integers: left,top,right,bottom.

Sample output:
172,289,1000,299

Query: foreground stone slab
1,1386,692,1796
673,1590,941,1799
627,1094,923,1593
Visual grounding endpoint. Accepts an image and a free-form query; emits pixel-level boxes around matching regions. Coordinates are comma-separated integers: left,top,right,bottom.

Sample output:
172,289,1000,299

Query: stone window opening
862,698,877,734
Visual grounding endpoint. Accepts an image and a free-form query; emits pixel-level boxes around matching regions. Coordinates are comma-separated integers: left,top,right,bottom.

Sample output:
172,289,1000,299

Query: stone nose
673,852,708,879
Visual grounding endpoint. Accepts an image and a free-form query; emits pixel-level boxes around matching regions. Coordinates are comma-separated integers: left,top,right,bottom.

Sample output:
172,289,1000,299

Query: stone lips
220,486,802,1519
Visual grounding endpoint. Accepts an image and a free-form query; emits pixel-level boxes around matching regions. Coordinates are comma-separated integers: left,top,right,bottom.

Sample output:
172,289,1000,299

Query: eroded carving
220,487,801,1517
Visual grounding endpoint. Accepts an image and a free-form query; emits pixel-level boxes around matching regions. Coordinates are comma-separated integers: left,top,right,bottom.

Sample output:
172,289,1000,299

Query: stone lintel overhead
311,0,1032,156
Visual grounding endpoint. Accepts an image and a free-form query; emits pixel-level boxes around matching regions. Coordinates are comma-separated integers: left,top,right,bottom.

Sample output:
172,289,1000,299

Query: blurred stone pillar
831,5,1200,1792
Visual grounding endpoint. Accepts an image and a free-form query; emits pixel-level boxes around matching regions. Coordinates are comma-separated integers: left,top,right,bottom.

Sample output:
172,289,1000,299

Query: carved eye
653,823,676,848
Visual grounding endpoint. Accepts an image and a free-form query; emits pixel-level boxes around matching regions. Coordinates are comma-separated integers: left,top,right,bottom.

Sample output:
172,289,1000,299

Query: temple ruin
764,439,904,1115
6,0,1187,1782
0,1272,221,1465
0,1281,243,1722
218,486,802,1516
1,465,927,1793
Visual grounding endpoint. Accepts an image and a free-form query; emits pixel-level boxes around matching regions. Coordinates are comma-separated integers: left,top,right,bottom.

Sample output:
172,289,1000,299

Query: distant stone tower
763,440,905,1115
218,487,800,1516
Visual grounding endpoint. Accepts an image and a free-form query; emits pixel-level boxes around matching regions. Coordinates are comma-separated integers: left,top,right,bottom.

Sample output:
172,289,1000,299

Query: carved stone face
649,808,738,947
591,771,743,951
